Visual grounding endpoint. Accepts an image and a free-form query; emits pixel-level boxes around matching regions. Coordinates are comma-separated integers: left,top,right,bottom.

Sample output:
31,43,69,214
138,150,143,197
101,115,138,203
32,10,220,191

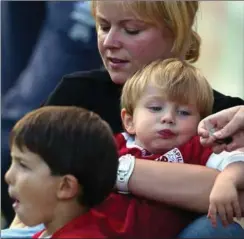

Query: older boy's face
5,144,60,227
130,86,201,153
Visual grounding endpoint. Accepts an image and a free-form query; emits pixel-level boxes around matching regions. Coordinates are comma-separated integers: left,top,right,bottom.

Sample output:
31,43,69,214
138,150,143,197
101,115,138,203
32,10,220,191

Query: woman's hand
198,106,244,153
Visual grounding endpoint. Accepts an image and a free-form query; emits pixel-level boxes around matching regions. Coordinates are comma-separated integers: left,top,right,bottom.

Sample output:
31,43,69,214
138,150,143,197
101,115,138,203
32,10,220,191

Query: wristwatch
116,154,136,194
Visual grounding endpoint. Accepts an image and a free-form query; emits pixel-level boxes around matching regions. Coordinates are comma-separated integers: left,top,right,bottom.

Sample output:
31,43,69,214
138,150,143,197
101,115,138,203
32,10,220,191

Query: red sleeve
179,136,213,166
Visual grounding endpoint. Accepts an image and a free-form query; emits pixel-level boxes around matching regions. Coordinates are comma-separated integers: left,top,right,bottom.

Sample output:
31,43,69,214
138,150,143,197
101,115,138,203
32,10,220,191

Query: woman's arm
128,159,244,213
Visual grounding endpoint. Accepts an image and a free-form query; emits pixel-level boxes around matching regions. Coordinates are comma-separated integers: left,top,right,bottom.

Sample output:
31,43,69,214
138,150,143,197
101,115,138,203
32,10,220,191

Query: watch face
119,161,129,171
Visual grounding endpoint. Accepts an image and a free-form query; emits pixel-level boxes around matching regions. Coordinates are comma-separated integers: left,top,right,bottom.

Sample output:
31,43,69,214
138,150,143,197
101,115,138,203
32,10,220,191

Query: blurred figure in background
1,1,102,226
1,1,46,95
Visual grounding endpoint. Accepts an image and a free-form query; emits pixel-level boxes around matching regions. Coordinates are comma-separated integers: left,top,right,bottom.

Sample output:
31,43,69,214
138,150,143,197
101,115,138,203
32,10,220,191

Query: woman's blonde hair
92,1,201,63
121,59,214,119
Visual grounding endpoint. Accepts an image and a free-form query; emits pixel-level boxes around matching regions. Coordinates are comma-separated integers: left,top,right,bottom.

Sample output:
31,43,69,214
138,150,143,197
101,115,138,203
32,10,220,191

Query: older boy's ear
57,175,80,200
121,108,135,134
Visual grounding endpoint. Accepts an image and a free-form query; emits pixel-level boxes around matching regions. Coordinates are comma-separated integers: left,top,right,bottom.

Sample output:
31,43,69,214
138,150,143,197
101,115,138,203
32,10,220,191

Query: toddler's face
127,86,201,153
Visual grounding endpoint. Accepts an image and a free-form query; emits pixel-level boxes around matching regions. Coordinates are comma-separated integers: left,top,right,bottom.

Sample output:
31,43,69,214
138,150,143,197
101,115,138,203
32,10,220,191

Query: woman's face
96,2,174,84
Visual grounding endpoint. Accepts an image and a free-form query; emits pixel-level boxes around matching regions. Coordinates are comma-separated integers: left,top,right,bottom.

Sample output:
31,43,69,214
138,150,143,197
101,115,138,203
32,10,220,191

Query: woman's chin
110,74,128,85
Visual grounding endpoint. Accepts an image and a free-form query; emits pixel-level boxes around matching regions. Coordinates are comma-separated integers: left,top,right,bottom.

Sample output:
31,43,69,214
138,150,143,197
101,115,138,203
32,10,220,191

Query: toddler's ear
121,108,135,134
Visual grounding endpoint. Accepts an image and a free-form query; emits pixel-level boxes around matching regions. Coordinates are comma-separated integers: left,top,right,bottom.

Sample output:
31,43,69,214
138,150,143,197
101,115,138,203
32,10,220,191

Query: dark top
45,69,244,134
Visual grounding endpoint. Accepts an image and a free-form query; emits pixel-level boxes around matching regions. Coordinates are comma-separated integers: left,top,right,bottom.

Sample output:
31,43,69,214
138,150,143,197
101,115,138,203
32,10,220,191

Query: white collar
121,132,148,152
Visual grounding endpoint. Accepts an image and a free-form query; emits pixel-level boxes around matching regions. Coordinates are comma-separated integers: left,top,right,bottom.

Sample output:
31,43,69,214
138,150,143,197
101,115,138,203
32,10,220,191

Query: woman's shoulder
45,68,123,133
213,90,244,113
45,68,116,106
63,68,111,84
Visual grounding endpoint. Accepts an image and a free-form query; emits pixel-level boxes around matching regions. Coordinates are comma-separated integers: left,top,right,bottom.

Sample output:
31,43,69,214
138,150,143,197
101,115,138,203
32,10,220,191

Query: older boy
5,106,118,238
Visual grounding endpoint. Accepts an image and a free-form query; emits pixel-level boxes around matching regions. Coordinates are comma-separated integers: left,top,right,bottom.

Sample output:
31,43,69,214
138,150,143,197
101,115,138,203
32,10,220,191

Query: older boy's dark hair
10,106,118,208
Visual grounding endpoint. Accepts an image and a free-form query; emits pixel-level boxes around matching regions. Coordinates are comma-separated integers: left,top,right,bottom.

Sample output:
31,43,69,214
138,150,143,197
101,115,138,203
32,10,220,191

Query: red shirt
33,133,212,239
92,133,212,238
93,133,212,238
33,210,120,238
116,132,212,165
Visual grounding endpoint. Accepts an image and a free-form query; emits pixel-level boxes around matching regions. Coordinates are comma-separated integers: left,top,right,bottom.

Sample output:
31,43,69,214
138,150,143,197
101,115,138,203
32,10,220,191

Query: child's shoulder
114,132,129,150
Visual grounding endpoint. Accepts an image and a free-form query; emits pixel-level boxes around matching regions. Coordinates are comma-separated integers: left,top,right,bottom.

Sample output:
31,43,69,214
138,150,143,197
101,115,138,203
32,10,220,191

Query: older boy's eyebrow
10,153,27,162
11,155,23,161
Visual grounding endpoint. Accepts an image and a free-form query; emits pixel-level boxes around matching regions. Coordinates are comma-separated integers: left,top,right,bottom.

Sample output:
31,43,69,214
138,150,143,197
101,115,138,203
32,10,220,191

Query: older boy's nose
5,165,15,185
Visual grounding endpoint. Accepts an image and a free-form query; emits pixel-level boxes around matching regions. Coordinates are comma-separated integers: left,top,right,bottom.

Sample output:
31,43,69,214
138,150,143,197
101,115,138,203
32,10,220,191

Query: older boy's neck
44,202,88,236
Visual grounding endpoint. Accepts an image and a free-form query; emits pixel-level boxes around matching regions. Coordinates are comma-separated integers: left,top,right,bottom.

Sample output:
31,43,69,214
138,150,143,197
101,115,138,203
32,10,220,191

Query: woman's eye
99,25,110,32
125,29,140,35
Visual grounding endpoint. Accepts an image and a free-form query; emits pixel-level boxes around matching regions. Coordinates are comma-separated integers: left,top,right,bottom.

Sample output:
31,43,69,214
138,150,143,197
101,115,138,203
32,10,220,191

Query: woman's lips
107,57,129,69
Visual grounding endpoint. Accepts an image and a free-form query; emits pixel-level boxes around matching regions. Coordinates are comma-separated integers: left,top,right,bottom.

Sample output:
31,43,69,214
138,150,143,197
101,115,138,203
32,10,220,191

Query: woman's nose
103,28,122,49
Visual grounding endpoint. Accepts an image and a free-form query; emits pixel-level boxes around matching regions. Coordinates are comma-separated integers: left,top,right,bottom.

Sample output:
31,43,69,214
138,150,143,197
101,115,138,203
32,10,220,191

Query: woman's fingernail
213,132,221,137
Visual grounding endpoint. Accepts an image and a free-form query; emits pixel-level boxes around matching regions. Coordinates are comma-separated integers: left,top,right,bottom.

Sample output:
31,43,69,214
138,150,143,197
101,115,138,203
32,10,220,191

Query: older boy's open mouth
9,195,20,210
12,199,20,210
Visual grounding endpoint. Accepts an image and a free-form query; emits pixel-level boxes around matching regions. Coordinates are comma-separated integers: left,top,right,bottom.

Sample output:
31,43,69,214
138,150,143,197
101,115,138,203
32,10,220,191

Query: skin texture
198,106,244,153
5,145,60,227
6,145,84,235
208,162,243,227
96,1,173,84
122,86,201,153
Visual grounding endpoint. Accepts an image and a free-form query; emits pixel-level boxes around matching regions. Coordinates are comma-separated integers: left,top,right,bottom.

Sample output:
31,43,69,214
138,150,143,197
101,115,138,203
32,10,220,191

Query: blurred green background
195,1,244,98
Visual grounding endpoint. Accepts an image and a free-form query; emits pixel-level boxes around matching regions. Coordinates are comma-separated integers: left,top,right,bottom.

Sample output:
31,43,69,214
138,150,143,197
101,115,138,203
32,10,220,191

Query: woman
3,1,244,238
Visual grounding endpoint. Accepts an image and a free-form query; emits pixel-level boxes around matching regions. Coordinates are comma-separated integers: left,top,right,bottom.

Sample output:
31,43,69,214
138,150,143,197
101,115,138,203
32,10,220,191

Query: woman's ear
121,108,135,134
57,175,81,200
